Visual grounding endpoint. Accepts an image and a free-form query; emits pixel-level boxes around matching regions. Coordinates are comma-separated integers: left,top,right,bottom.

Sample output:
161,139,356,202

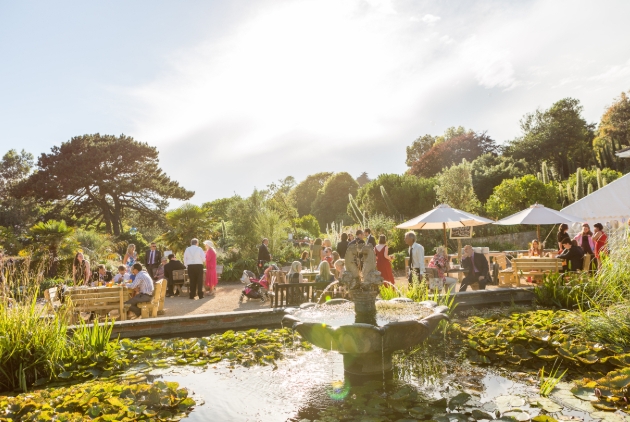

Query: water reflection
157,346,596,421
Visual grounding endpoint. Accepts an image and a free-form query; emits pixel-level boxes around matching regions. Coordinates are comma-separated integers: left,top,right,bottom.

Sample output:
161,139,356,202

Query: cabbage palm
158,204,215,253
29,220,75,276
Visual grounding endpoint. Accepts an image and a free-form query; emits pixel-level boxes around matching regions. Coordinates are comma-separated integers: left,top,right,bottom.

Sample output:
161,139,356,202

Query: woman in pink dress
375,235,395,285
203,240,218,296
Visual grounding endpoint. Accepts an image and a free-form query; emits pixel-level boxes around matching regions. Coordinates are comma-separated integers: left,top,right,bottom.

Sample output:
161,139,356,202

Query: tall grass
379,276,456,314
0,295,69,392
560,228,630,346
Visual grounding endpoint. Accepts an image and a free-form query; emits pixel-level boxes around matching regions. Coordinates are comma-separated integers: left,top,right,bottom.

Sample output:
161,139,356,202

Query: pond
152,345,607,421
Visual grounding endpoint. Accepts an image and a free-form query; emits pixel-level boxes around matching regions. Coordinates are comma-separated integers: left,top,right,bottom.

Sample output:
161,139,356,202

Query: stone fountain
284,243,449,377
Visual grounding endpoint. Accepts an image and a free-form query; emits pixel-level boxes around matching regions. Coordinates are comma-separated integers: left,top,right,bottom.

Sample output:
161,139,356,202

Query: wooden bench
272,281,331,308
66,286,126,323
137,280,163,319
156,279,168,315
512,258,562,284
44,286,62,313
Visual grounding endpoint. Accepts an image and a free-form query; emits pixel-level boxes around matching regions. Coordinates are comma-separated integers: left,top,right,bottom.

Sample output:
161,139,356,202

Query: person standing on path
184,238,205,300
145,242,162,279
203,240,218,297
405,231,424,283
375,235,395,285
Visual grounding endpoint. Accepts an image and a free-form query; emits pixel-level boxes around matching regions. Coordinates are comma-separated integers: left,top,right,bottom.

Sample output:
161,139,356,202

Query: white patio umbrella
396,204,493,250
493,203,583,242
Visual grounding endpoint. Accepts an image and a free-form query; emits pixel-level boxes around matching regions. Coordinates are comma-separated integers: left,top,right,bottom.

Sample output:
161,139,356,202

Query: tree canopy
352,173,437,221
15,134,194,235
594,90,630,172
471,154,528,203
311,172,358,230
504,98,595,178
408,131,498,178
434,160,481,213
485,175,560,219
158,204,215,254
289,172,332,217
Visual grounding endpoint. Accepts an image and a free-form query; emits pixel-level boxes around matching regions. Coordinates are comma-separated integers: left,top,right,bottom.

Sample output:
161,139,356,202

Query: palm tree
158,204,215,253
29,220,75,277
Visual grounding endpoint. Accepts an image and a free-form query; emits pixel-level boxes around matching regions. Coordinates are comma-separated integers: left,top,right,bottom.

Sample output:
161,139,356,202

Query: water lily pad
570,386,597,401
503,410,530,421
495,395,525,413
532,349,557,361
528,397,562,413
591,411,629,422
472,409,495,420
448,393,472,409
532,416,558,422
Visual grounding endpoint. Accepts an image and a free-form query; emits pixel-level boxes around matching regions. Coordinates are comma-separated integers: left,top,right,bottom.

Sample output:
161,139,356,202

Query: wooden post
457,239,463,282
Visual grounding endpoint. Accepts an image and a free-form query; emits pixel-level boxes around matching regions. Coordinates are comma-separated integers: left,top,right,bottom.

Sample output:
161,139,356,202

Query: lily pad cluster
296,380,560,422
453,310,630,413
30,328,308,391
0,380,196,421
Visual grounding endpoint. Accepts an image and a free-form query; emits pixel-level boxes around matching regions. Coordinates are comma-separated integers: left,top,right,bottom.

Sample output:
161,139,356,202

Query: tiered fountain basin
283,298,449,377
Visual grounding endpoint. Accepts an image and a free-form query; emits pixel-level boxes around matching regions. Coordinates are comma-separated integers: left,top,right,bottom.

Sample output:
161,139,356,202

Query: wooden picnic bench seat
66,286,126,323
156,278,168,315
44,286,62,313
272,281,331,308
137,280,163,319
512,258,562,284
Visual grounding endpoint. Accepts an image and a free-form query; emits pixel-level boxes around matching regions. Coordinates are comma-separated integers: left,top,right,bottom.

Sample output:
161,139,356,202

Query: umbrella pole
537,225,540,242
443,223,448,253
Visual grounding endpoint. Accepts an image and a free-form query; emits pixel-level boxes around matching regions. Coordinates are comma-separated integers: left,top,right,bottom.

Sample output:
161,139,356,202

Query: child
112,265,130,284
323,247,334,265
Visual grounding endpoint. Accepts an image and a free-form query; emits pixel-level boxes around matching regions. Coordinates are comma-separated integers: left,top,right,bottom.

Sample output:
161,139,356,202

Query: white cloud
421,14,441,23
123,0,630,202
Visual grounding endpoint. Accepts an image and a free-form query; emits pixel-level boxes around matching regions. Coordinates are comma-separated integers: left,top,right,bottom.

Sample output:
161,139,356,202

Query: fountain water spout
317,280,340,303
381,281,402,297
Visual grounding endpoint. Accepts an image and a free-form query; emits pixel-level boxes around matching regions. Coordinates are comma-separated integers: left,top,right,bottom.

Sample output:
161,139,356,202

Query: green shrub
391,251,407,270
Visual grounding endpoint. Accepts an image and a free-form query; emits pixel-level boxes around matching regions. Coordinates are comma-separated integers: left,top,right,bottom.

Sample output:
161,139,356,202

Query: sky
1,0,630,206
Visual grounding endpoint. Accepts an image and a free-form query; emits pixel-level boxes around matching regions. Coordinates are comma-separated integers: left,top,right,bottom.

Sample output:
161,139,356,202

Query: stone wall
468,230,538,250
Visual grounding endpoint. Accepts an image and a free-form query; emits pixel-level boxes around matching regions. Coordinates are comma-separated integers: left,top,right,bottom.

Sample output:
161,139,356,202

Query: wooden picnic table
64,285,133,323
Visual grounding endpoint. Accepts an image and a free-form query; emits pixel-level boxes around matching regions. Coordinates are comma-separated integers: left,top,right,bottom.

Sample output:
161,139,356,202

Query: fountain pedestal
343,352,392,376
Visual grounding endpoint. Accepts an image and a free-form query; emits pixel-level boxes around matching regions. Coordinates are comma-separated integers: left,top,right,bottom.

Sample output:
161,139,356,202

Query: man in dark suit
459,245,489,291
364,228,377,248
92,264,113,284
145,242,162,279
164,254,186,297
257,238,272,272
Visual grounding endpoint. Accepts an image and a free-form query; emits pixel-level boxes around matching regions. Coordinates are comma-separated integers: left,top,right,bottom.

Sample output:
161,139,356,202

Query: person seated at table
557,224,570,251
286,261,305,304
164,254,186,297
300,251,310,268
322,247,334,265
529,240,543,257
316,261,335,284
459,245,489,292
332,251,340,263
557,238,584,273
113,265,130,284
153,257,167,281
125,263,154,320
334,259,345,279
91,264,113,286
428,247,457,293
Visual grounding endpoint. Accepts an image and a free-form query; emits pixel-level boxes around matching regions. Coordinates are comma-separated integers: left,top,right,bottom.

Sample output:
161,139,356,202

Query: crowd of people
70,238,219,319
556,222,608,272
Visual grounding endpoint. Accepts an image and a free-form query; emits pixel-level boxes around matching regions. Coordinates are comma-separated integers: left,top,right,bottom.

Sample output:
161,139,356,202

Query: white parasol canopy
561,172,630,224
493,203,583,241
396,204,493,249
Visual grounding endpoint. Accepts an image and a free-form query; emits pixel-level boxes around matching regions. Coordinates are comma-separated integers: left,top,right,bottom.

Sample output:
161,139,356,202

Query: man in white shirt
125,263,154,319
184,238,206,300
405,231,425,282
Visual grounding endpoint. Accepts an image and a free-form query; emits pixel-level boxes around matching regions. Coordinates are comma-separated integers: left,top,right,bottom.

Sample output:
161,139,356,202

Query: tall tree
0,149,41,232
434,160,481,213
470,154,528,203
408,131,498,178
311,172,359,230
504,98,595,178
352,173,437,221
14,134,194,235
289,172,333,216
356,172,371,187
594,90,630,172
